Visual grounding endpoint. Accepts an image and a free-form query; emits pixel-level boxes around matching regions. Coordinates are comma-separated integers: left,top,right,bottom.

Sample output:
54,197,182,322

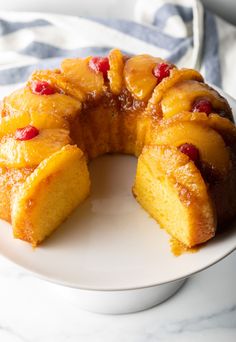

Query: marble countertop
0,250,235,342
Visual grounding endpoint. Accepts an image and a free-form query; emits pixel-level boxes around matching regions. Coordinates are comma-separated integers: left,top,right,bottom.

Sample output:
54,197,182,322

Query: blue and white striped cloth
0,0,236,98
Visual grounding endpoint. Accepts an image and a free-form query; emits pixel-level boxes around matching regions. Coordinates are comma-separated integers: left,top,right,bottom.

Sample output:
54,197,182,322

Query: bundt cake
0,48,236,248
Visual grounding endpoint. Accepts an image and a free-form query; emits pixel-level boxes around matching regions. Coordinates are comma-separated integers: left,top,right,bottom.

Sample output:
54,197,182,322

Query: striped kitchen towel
0,0,236,98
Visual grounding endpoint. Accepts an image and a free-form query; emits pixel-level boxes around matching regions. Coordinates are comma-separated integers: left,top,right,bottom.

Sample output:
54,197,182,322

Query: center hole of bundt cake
88,154,138,214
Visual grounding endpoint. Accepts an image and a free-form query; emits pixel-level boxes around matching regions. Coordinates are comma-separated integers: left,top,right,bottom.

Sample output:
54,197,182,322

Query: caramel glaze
170,237,201,256
70,88,148,159
209,152,236,225
171,153,236,256
0,166,35,223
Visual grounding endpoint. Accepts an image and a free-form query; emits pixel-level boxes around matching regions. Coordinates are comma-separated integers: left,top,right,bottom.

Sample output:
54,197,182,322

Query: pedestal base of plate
55,278,187,314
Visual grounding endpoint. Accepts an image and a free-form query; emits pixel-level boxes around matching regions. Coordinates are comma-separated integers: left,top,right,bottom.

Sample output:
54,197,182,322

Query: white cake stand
0,85,235,314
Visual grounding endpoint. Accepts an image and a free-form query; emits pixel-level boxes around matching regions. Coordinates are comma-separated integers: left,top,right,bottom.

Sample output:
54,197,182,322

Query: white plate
0,84,236,292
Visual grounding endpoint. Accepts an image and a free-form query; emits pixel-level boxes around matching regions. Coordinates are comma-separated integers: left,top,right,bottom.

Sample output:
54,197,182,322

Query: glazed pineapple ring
0,128,71,168
0,48,236,248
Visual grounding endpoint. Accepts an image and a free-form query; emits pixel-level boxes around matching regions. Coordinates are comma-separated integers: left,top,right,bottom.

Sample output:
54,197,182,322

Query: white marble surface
0,250,235,342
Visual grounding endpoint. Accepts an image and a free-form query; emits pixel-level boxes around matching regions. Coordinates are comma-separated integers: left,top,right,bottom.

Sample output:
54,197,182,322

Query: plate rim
0,235,235,291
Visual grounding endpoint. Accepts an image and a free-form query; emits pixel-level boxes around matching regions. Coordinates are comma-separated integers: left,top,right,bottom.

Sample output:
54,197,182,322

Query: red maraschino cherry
192,98,212,115
153,63,173,83
31,81,56,95
89,57,110,78
178,143,200,164
15,125,39,141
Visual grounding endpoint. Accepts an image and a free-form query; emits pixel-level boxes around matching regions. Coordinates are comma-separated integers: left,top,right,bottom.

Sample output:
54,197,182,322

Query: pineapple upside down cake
0,49,236,248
